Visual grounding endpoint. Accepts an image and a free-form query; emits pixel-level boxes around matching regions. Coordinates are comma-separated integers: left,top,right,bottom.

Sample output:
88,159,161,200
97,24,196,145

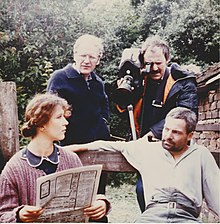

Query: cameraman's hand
117,78,124,87
146,131,159,142
117,78,134,90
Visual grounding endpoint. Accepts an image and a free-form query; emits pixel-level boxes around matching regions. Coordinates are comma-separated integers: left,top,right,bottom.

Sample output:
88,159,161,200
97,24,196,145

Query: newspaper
35,165,102,223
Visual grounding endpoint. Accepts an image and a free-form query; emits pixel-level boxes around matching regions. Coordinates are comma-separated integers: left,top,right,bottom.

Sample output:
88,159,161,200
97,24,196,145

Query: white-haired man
47,34,110,145
47,34,110,222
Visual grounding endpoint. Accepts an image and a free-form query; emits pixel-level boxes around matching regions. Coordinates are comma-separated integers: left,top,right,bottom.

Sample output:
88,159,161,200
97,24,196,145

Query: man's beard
162,139,183,153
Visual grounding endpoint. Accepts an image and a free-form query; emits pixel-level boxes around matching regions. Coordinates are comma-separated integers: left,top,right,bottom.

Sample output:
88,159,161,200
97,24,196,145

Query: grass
106,184,141,223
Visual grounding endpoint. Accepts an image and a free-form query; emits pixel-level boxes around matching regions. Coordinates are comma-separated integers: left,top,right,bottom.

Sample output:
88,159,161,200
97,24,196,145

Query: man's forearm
63,144,89,152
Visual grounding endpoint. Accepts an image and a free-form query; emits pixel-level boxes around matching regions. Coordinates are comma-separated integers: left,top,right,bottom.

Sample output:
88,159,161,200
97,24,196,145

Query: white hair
73,34,104,58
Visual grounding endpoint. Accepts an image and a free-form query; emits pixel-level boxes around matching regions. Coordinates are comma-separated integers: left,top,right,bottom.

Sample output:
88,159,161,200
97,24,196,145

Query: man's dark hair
141,35,170,61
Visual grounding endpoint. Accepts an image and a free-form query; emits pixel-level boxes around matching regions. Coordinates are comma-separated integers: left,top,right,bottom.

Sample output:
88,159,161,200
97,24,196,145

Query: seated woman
0,93,110,223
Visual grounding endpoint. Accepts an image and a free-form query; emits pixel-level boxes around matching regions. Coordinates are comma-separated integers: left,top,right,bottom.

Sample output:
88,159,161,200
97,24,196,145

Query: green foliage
136,0,172,39
107,173,137,187
159,0,220,66
0,0,83,123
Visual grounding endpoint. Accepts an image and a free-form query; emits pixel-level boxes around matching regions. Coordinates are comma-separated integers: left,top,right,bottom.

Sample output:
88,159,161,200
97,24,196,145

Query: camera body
115,48,152,107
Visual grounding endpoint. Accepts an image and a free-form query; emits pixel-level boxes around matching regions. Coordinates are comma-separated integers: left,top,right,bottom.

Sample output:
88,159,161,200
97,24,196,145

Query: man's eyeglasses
77,54,99,62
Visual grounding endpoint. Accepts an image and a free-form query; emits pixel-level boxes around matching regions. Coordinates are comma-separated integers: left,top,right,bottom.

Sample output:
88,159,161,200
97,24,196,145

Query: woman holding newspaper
0,93,110,223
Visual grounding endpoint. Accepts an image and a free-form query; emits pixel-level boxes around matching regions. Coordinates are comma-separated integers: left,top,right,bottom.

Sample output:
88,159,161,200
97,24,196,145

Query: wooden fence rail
77,151,136,172
77,150,220,172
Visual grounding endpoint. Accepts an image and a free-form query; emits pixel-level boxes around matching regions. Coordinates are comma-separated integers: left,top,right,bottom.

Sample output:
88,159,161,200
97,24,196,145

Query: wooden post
0,82,19,170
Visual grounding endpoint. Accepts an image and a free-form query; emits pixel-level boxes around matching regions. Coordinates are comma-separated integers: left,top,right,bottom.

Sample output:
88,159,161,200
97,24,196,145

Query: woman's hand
84,199,106,220
19,205,44,222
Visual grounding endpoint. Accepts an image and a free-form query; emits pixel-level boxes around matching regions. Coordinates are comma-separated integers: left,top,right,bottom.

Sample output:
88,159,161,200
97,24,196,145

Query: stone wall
193,63,219,222
193,63,220,153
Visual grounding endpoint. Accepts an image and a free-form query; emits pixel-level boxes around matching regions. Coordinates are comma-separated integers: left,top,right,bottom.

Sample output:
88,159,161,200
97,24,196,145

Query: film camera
114,48,153,108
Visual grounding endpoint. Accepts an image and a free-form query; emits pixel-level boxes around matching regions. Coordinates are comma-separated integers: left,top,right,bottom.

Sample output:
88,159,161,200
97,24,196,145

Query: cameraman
116,35,198,212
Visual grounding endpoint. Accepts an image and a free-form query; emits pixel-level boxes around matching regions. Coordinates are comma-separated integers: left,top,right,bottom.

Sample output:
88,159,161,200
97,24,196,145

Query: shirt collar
163,143,198,163
87,73,92,81
21,145,60,167
65,64,81,78
65,63,97,81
